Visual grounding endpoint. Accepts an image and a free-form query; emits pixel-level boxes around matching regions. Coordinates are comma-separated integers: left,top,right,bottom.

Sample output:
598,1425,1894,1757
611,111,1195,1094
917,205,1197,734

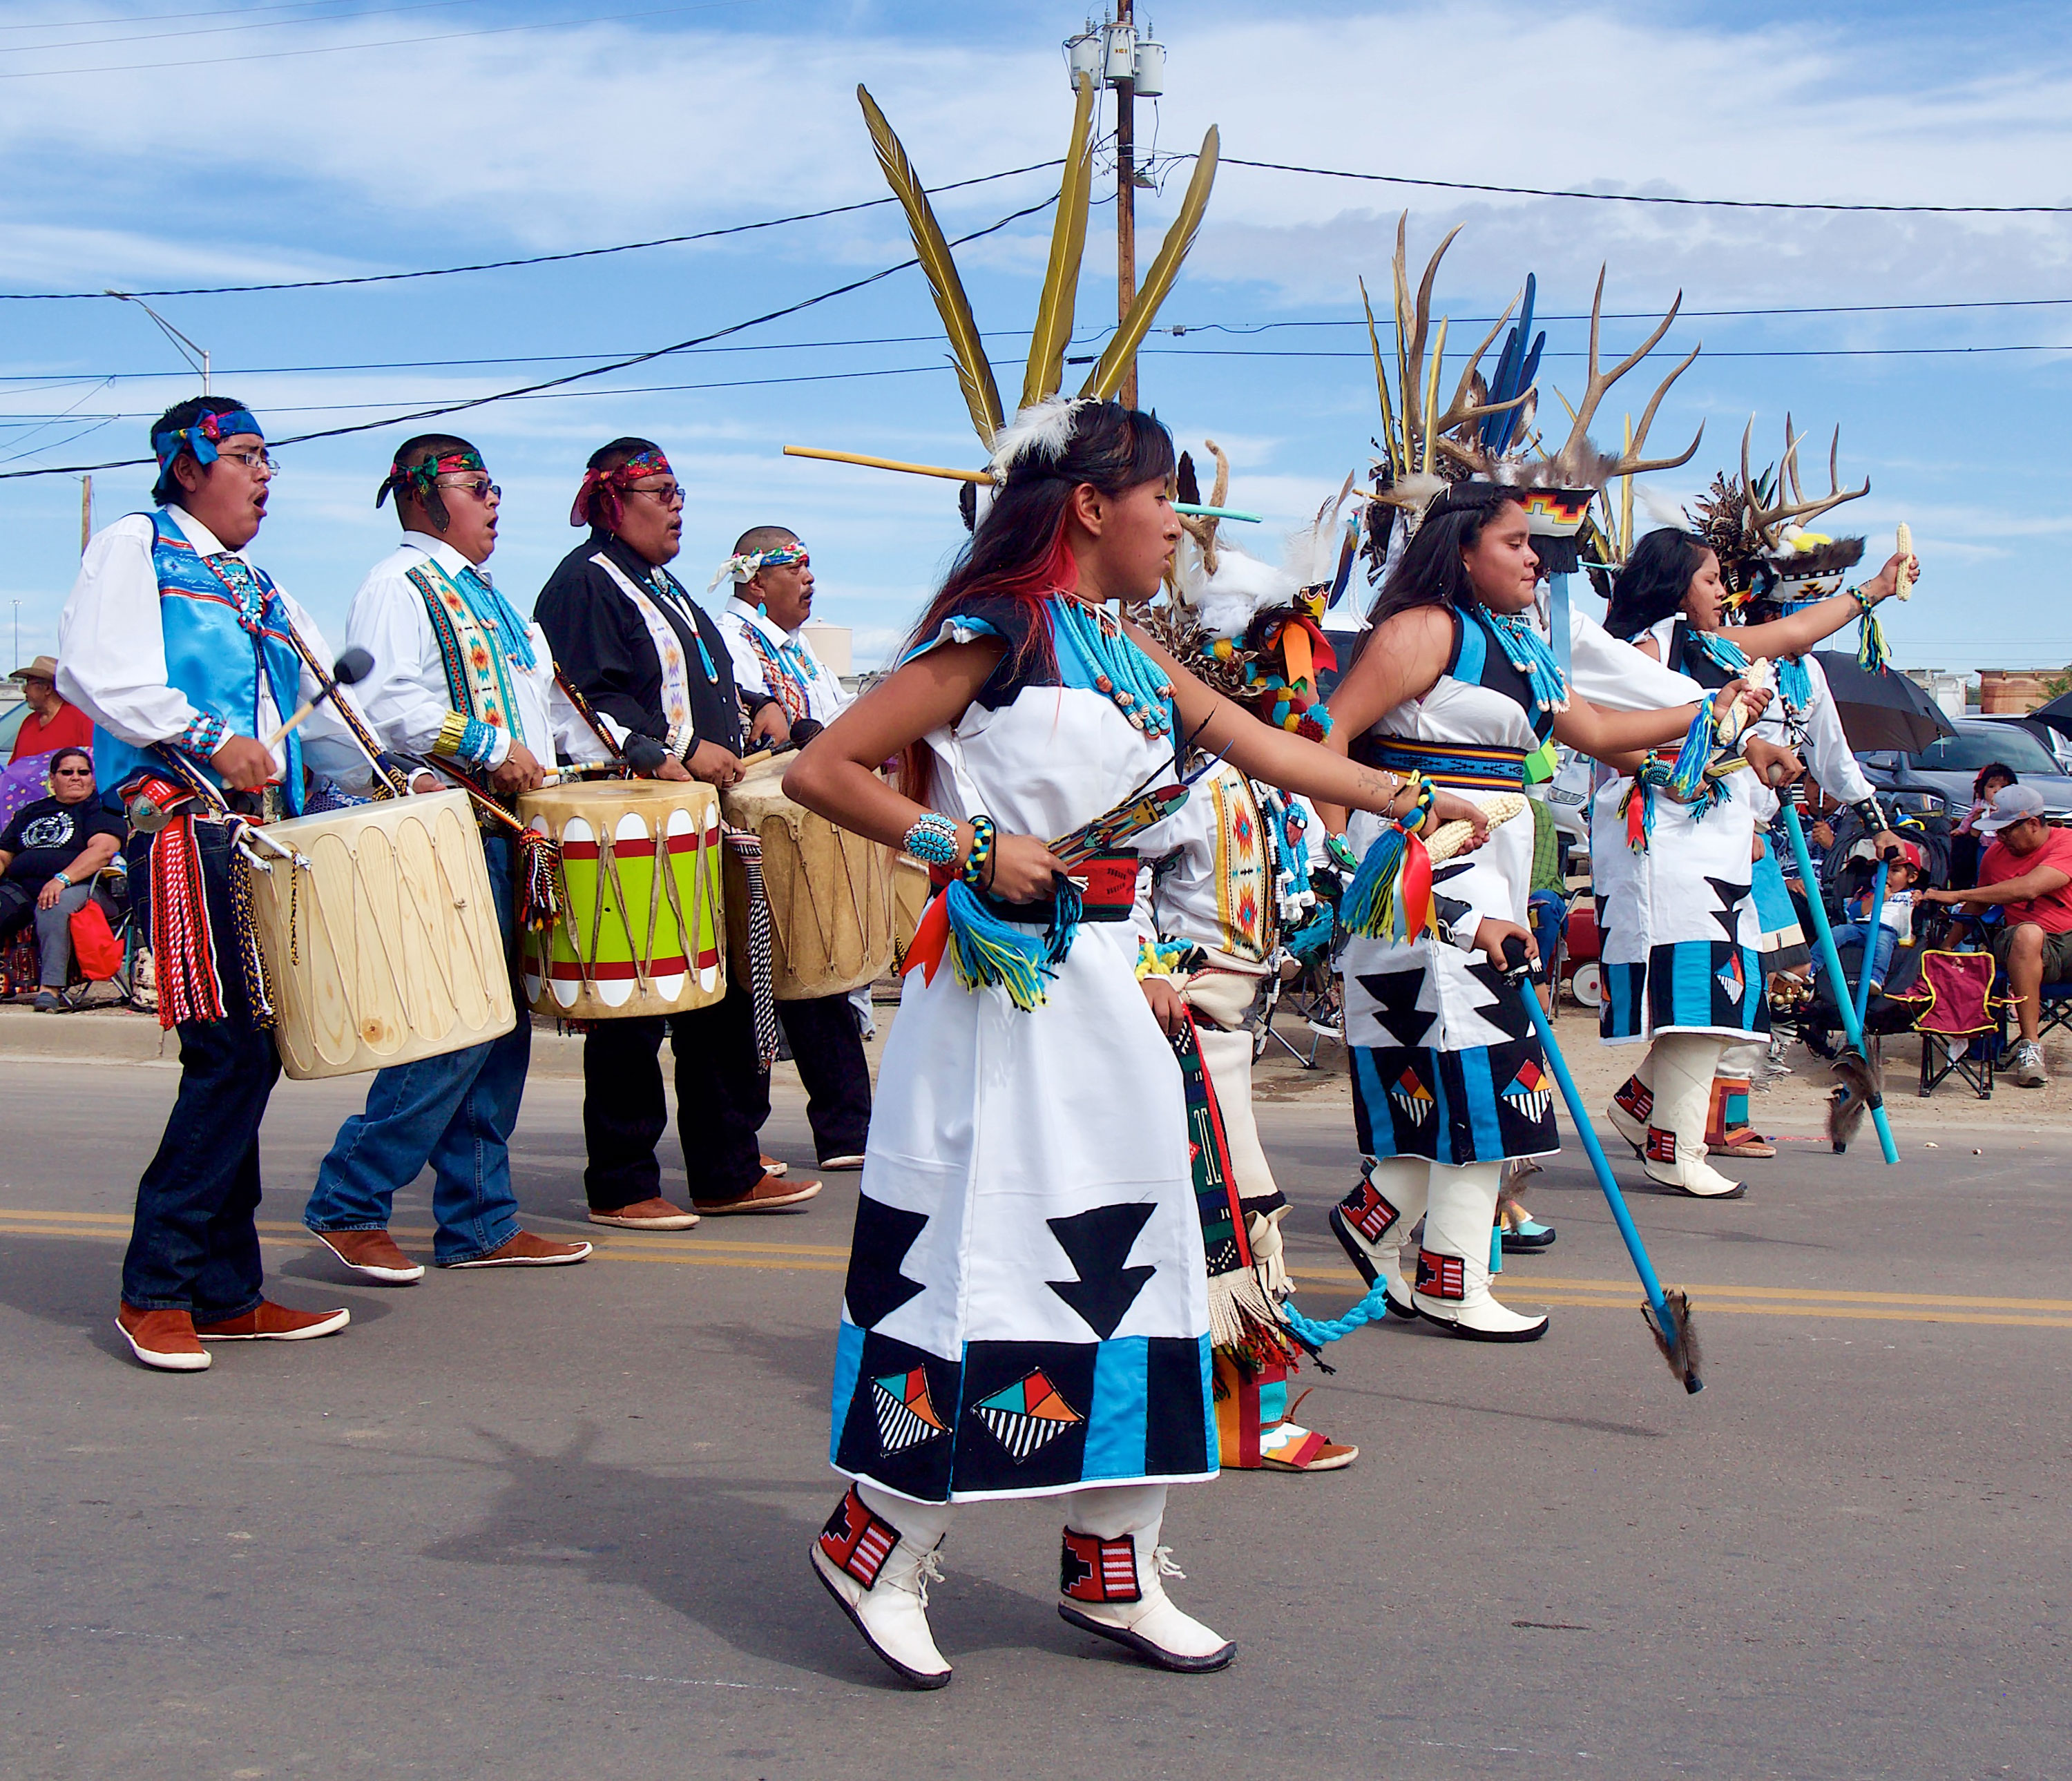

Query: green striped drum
516,781,726,1019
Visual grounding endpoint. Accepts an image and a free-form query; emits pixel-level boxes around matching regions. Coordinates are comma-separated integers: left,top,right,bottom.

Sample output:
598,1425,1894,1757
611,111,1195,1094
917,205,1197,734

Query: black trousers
121,823,282,1316
582,981,769,1211
777,992,873,1162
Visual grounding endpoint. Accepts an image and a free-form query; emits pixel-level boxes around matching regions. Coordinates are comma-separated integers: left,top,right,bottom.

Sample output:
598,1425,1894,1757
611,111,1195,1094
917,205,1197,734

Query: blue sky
1,0,2068,675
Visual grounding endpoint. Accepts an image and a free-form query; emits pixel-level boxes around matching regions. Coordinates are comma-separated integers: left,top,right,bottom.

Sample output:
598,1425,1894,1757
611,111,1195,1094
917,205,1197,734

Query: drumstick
264,646,374,751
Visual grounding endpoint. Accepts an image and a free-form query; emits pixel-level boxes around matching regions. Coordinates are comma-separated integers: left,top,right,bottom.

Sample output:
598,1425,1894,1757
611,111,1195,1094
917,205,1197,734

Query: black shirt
0,795,124,885
534,530,743,772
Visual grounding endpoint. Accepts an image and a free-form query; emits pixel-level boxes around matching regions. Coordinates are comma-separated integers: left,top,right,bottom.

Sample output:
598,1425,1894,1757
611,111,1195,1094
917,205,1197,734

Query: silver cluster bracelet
903,811,961,867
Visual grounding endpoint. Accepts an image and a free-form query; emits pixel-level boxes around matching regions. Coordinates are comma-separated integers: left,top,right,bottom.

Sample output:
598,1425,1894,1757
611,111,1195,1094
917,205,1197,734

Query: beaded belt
1356,737,1527,791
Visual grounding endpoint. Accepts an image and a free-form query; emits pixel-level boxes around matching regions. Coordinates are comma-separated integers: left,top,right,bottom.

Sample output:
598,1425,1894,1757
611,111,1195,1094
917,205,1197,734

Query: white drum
242,789,516,1081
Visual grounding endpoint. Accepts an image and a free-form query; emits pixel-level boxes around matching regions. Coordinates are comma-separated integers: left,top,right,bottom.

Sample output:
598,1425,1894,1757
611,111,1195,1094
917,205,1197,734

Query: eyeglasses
626,481,685,508
437,476,500,502
218,448,279,474
51,767,93,777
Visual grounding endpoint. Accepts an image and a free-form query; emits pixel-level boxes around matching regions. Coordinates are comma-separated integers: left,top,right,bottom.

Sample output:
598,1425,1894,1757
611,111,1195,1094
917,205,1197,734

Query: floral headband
151,407,262,474
376,447,486,511
569,448,673,530
707,541,807,593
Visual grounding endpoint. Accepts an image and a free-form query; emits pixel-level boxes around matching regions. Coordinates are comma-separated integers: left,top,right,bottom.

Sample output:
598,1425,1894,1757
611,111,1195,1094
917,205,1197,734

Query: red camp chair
1894,950,2009,1100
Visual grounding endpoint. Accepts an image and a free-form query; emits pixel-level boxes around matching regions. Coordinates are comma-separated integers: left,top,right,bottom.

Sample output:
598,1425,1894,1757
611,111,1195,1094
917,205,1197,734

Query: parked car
0,699,26,755
1973,712,2072,775
1859,718,2072,821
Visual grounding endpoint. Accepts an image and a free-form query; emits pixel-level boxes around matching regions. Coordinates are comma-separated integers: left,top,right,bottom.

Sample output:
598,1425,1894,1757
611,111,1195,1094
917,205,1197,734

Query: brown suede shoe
193,1300,351,1341
443,1230,593,1269
115,1304,211,1372
313,1228,425,1284
693,1171,823,1215
587,1197,699,1231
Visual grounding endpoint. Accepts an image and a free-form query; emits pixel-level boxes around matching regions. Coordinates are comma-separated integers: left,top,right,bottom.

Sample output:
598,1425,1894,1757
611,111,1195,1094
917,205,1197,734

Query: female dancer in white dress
1595,529,1903,1195
783,401,1488,1688
1317,485,1754,1338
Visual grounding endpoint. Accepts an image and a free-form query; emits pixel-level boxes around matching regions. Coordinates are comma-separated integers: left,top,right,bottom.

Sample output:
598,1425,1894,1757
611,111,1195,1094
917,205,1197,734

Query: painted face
1682,548,1728,631
1459,501,1540,614
754,551,814,630
615,472,684,567
1084,476,1181,606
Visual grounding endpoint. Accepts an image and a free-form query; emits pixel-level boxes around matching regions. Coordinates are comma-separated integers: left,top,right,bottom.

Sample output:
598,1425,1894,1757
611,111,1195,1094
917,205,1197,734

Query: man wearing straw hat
536,438,819,1228
57,396,363,1372
301,435,593,1284
7,655,94,764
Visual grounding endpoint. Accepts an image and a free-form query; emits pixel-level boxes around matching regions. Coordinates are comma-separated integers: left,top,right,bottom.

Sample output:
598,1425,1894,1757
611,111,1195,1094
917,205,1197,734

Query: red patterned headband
569,449,673,528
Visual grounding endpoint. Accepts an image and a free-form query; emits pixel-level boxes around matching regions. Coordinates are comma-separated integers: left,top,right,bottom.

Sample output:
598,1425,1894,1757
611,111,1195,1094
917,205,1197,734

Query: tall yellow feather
1079,126,1220,402
1359,276,1400,479
856,84,1003,446
1021,72,1097,410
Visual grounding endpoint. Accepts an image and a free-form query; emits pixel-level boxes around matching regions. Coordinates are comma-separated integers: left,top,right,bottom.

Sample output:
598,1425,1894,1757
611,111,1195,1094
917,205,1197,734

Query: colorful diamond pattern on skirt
973,1369,1084,1461
1716,952,1745,1002
1390,1065,1435,1124
1502,1057,1553,1124
871,1367,948,1455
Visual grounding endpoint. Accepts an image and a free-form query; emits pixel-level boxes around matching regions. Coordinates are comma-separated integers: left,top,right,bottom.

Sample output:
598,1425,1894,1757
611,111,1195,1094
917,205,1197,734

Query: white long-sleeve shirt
56,506,369,788
716,597,850,724
345,533,558,766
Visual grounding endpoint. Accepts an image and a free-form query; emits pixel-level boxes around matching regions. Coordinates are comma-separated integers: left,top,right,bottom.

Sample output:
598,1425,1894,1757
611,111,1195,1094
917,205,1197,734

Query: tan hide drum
516,780,726,1019
722,752,897,999
242,789,516,1081
891,855,931,965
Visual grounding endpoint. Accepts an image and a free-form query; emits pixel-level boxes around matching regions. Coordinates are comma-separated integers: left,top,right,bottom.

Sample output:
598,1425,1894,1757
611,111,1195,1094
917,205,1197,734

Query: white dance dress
828,595,1215,1505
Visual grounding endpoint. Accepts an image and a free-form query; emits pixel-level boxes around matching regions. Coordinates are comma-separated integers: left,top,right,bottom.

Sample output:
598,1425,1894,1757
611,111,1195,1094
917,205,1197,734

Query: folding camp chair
1893,950,2009,1099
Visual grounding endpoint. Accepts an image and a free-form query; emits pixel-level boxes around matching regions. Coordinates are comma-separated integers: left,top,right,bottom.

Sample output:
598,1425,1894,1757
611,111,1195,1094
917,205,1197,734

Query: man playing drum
535,439,820,1226
711,526,870,1173
57,396,358,1371
301,436,593,1282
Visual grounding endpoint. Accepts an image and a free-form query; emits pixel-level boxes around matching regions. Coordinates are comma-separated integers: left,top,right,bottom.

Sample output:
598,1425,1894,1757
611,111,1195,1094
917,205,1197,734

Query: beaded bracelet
903,811,961,867
960,814,997,889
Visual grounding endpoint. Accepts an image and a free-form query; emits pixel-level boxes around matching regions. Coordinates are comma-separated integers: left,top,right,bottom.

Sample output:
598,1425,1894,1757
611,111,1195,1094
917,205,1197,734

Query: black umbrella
1809,651,1956,753
2029,689,2072,742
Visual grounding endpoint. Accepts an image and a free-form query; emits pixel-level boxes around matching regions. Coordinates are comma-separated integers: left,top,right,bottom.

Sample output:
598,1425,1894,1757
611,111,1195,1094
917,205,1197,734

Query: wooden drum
722,753,897,1000
243,789,516,1081
517,780,726,1019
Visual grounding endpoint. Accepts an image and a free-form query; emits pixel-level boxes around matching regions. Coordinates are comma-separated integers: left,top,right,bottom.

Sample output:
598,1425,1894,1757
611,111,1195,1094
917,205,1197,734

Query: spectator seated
0,748,127,1011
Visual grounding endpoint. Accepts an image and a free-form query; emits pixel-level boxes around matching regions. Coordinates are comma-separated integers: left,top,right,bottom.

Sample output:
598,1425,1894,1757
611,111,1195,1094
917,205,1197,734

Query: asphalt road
1,1051,2067,1781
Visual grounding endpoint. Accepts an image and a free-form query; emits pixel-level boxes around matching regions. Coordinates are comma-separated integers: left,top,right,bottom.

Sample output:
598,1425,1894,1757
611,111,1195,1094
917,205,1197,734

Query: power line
0,158,1062,300
0,0,385,30
0,191,1056,480
0,0,759,80
1,0,484,55
1167,296,2072,335
1220,155,2072,217
1142,343,2071,360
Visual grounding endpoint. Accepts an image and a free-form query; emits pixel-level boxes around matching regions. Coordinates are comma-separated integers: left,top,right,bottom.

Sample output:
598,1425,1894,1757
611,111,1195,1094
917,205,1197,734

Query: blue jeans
303,837,527,1264
1820,921,1897,987
1528,890,1566,984
121,822,280,1318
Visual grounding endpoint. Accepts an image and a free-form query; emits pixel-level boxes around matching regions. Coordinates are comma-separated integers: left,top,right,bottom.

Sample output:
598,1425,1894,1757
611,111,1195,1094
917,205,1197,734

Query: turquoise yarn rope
1277,1278,1396,1347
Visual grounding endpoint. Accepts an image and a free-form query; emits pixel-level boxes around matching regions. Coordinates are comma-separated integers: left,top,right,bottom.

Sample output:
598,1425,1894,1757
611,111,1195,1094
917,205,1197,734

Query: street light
106,291,210,394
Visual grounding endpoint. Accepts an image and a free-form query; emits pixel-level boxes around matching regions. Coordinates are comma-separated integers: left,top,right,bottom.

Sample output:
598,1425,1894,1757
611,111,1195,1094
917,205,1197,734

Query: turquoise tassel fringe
940,877,1080,1012
1857,608,1889,672
1339,823,1410,940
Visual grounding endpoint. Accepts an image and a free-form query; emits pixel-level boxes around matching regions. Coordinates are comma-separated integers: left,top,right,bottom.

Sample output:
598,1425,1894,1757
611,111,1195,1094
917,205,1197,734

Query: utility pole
1113,0,1138,411
1066,14,1165,410
80,476,93,552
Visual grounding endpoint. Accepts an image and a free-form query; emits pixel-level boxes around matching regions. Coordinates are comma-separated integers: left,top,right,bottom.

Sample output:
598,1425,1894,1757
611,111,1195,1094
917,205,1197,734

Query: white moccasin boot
1640,1033,1747,1199
1606,1050,1657,1157
1056,1485,1234,1673
1411,1160,1548,1341
811,1483,954,1688
1329,1157,1428,1320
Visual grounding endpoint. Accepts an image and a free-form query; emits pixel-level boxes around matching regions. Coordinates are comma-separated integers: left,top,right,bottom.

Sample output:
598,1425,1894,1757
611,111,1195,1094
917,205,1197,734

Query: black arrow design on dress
1046,1203,1158,1340
1702,875,1751,942
1355,970,1438,1049
844,1196,929,1329
1465,960,1533,1039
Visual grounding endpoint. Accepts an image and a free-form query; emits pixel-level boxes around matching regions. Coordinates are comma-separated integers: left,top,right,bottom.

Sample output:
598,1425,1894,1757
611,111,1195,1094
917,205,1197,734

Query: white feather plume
1178,535,1296,639
1639,484,1689,528
988,397,1085,481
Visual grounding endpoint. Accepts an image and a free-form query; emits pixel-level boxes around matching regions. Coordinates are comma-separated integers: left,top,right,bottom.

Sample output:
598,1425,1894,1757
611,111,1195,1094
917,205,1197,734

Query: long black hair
1352,481,1526,665
1603,528,1711,642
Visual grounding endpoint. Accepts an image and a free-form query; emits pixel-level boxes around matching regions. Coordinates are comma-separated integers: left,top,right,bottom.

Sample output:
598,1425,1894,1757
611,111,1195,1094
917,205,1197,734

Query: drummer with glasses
300,435,593,1285
711,527,872,1173
57,396,362,1372
536,437,821,1229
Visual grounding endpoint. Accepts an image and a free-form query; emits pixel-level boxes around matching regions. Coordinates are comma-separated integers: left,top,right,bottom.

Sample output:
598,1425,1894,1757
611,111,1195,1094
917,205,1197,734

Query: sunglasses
437,475,500,501
52,767,93,777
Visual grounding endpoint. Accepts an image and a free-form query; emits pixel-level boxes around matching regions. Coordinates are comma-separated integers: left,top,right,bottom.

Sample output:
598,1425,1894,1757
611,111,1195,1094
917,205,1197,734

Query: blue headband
152,407,263,474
